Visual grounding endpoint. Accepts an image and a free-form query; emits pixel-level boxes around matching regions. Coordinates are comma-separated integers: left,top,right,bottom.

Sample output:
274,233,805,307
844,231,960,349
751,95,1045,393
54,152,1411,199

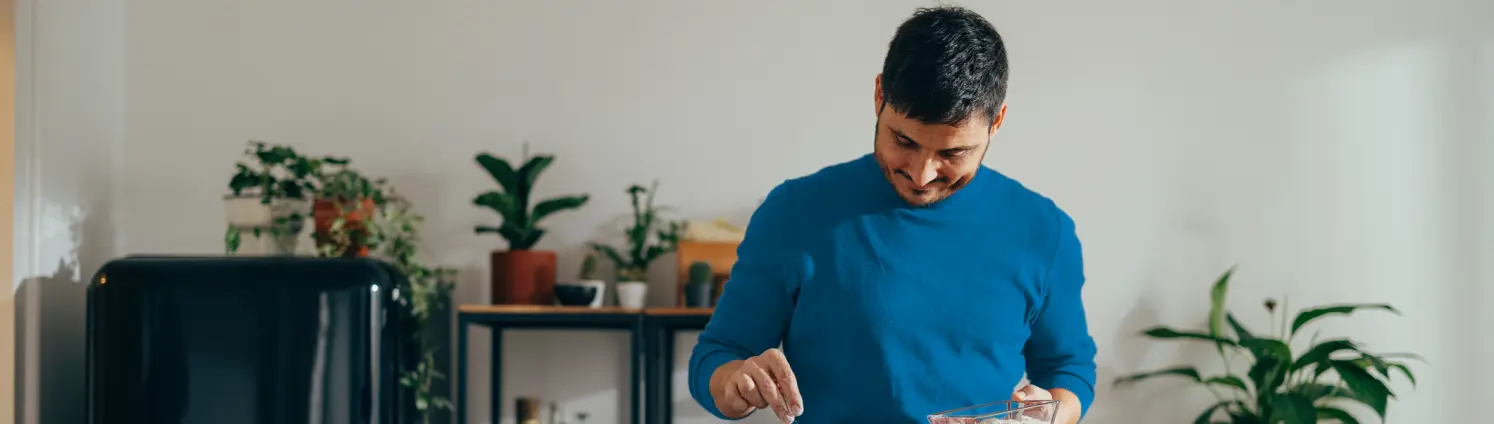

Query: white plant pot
615,281,648,309
576,280,607,308
224,196,309,255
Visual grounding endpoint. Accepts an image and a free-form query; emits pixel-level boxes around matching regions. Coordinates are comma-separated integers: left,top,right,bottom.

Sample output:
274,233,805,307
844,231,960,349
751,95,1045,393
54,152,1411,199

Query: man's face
873,75,1006,207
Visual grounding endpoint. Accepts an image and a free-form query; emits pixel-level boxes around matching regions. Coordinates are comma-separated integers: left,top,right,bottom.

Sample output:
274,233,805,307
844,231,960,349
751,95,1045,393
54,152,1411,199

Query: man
688,6,1098,424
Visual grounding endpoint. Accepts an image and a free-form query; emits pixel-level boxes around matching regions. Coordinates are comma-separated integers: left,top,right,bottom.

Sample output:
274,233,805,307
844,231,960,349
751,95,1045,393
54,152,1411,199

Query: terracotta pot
490,250,558,304
312,197,376,257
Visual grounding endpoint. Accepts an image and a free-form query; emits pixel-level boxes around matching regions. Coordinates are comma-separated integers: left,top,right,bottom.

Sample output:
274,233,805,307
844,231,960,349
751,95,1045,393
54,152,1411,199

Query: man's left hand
1012,385,1081,424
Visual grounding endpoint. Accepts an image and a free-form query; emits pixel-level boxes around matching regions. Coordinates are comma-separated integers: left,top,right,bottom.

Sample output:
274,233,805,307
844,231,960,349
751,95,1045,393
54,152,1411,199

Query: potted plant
590,181,685,309
1113,267,1422,423
684,261,714,308
569,252,607,308
312,164,385,258
223,140,328,255
473,145,589,305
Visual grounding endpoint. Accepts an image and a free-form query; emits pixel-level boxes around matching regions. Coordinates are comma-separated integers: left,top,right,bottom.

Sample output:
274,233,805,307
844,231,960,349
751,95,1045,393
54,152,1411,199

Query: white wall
17,0,1491,423
13,0,125,422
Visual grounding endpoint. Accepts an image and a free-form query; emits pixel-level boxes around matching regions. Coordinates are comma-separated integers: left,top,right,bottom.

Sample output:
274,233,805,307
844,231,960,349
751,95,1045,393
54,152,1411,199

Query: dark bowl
554,284,598,306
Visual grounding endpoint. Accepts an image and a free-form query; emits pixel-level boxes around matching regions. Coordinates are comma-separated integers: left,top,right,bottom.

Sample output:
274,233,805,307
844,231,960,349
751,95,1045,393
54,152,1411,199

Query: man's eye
940,150,967,159
896,140,917,149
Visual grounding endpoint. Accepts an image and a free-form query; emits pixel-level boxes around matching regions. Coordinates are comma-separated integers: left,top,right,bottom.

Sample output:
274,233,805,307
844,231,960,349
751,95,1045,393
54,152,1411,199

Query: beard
871,119,988,207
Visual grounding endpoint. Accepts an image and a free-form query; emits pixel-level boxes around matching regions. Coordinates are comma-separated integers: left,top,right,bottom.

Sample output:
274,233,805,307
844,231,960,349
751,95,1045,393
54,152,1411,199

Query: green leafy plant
372,189,457,424
590,181,685,282
1114,267,1422,423
224,140,348,254
228,140,340,203
473,144,589,250
221,141,455,422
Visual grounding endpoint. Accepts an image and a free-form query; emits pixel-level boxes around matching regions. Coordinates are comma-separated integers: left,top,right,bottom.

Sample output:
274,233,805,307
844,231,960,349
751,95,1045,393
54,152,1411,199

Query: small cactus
688,261,713,285
579,252,599,280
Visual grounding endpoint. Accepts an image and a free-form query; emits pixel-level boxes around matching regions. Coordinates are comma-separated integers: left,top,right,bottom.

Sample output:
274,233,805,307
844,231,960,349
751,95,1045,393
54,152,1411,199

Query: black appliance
85,256,413,424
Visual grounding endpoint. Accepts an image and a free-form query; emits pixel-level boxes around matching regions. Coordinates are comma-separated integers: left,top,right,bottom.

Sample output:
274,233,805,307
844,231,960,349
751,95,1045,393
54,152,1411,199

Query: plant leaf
1113,366,1201,387
1316,406,1360,424
1226,313,1255,342
531,195,588,224
1290,304,1398,336
1243,338,1292,397
476,153,519,196
1389,363,1417,387
473,191,521,224
1203,375,1248,393
591,243,627,268
1266,393,1315,424
1141,326,1240,346
1291,339,1360,372
1208,266,1236,352
1332,360,1390,419
516,155,554,199
1191,401,1229,424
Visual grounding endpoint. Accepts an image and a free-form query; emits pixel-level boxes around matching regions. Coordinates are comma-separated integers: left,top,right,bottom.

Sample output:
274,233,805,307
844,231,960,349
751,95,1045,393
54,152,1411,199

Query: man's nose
909,159,939,186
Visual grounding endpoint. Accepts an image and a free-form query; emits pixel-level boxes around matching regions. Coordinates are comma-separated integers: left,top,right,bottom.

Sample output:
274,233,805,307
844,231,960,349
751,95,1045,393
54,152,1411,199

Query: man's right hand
708,348,804,423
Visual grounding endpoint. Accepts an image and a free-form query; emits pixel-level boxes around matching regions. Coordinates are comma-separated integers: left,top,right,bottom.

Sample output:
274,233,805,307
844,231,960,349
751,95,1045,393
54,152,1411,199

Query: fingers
760,349,805,416
744,360,791,422
1013,384,1051,401
732,371,766,410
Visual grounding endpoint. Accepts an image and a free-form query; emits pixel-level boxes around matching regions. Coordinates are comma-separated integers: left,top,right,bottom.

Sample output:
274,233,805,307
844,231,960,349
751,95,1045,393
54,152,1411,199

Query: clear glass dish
925,400,1059,424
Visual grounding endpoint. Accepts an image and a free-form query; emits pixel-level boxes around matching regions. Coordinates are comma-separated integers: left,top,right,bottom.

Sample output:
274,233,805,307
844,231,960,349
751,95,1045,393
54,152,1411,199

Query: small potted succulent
574,252,607,308
223,140,328,255
684,261,715,308
474,144,589,305
591,181,684,309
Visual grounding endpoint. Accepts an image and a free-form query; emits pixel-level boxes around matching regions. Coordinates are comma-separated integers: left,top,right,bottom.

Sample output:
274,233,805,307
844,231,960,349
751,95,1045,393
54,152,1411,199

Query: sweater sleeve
688,183,801,420
1023,208,1099,419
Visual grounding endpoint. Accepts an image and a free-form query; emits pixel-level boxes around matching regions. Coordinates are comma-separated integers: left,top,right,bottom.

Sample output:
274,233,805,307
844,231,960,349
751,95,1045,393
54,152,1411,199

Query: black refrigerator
85,256,413,424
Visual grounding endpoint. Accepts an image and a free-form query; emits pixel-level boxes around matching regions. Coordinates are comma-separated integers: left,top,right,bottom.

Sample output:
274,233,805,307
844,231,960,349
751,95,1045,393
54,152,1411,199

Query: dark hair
880,6,1009,126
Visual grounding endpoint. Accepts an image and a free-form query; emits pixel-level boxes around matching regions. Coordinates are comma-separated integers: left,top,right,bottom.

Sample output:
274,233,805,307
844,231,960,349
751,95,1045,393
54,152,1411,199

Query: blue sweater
688,153,1098,423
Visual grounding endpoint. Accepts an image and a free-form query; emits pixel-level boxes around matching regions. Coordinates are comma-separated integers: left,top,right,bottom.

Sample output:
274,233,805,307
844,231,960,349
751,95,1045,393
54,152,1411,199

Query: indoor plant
473,144,589,305
1113,267,1422,423
223,140,336,255
684,260,714,308
568,252,607,308
590,181,685,309
312,164,387,258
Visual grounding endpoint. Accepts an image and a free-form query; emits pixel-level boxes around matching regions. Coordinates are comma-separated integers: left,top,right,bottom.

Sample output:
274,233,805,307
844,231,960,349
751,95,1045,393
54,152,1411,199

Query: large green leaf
1290,304,1398,336
1293,382,1346,403
1332,360,1390,419
473,191,521,224
516,155,554,198
1244,338,1292,397
1227,313,1255,342
1113,366,1201,387
475,153,520,196
1208,267,1236,350
1291,339,1360,372
531,195,588,225
1266,393,1315,423
1191,401,1231,424
1141,327,1240,346
1316,407,1360,424
1204,375,1249,393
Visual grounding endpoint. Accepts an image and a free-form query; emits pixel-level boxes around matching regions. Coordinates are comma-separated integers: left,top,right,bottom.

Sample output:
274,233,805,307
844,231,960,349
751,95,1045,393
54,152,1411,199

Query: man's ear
874,74,884,117
988,102,1008,136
